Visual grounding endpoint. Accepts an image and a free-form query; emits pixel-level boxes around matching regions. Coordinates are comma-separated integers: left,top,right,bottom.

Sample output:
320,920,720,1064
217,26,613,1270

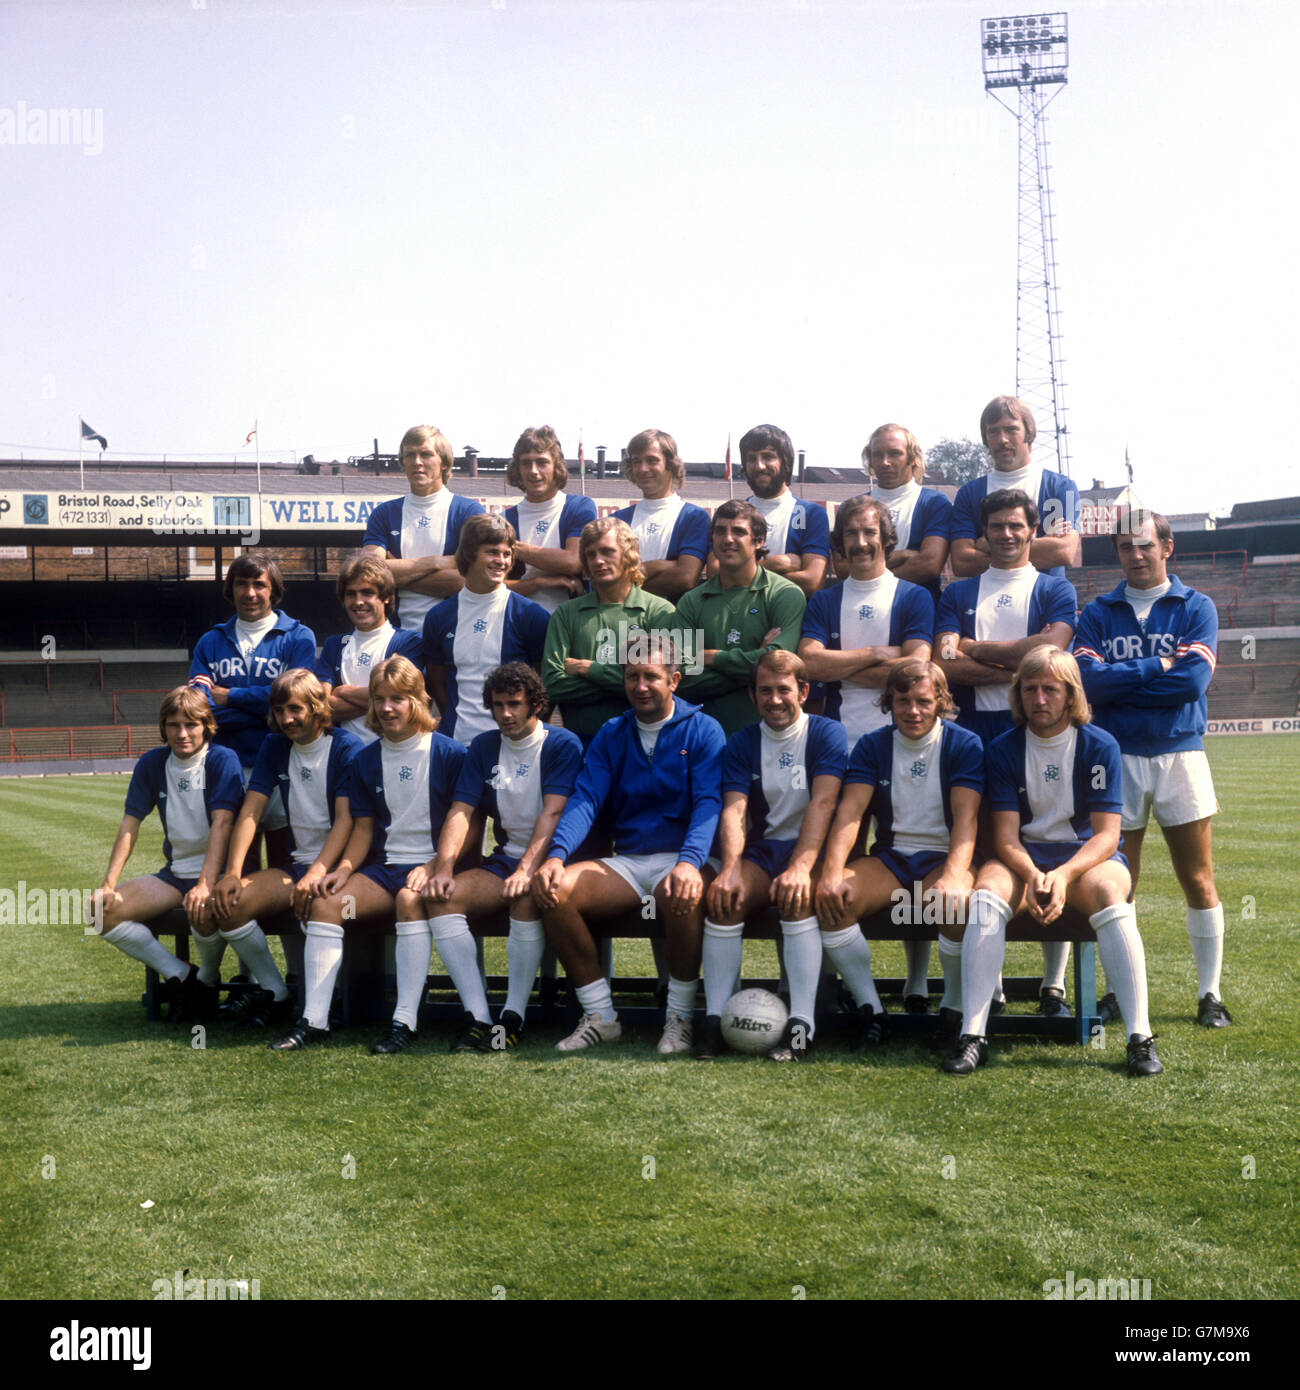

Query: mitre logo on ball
721,988,788,1055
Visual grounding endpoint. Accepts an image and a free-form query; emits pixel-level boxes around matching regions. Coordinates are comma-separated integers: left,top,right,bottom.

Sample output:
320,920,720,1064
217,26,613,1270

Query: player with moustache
613,428,712,601
540,517,678,748
421,513,550,746
213,670,363,1029
676,499,807,738
816,661,983,1054
532,636,726,1055
945,648,1162,1078
316,552,424,746
91,688,244,1023
1073,510,1229,1028
699,650,847,1061
412,664,583,1050
276,656,481,1055
361,424,486,631
502,425,598,615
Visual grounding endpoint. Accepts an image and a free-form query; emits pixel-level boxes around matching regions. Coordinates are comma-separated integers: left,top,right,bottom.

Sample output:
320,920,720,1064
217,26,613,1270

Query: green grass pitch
1,737,1297,1302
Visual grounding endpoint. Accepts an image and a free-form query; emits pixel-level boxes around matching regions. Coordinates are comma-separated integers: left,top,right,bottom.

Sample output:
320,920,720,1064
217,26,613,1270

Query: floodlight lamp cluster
981,12,1069,88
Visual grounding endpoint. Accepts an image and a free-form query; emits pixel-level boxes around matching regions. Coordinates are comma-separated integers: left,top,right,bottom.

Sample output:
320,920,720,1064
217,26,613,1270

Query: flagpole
579,427,586,497
726,433,733,501
79,420,84,491
255,418,261,494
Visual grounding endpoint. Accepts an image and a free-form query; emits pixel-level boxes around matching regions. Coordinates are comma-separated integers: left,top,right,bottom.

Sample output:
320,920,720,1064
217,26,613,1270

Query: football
721,988,789,1055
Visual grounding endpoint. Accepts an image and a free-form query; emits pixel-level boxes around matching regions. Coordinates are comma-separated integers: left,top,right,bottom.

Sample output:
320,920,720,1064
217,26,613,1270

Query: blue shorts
1023,841,1128,873
357,861,425,897
959,709,1015,745
152,867,199,896
481,850,522,881
287,860,316,884
870,847,948,888
741,838,797,880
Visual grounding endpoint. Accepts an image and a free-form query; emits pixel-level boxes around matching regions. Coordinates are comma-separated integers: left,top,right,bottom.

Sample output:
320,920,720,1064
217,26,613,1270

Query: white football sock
666,975,698,1019
702,919,744,1016
1040,940,1070,994
780,916,822,1037
821,925,884,1013
392,920,432,1031
505,917,545,1018
219,920,287,1000
192,929,226,987
1186,904,1224,998
1092,903,1151,1038
575,977,615,1021
102,921,189,980
430,915,490,1024
303,920,344,1031
903,938,932,1000
962,890,1012,1037
937,932,963,1012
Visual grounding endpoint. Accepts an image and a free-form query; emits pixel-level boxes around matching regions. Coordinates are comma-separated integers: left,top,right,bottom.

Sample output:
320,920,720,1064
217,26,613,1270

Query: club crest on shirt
299,767,313,782
910,759,927,779
596,642,615,663
645,522,663,537
357,652,372,667
516,762,531,778
535,520,551,536
779,750,795,769
1044,764,1060,783
857,604,873,620
473,618,488,634
996,594,1013,609
398,765,414,782
177,776,191,793
417,515,431,528
726,628,741,645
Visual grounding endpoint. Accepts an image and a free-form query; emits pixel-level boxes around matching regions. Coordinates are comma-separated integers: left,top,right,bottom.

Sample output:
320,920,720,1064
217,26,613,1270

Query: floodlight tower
981,12,1071,476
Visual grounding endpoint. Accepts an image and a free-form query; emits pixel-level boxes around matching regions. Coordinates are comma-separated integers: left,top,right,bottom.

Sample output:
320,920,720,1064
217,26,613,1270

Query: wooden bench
145,902,1100,1043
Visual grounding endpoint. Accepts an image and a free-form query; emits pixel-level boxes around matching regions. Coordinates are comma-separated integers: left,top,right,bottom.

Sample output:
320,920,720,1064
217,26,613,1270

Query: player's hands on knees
317,867,351,899
532,857,566,911
772,866,813,920
815,877,853,930
183,882,212,930
426,867,457,902
212,873,244,919
706,864,743,920
404,863,434,897
88,885,121,929
928,872,968,929
501,869,532,901
292,869,325,920
663,862,703,915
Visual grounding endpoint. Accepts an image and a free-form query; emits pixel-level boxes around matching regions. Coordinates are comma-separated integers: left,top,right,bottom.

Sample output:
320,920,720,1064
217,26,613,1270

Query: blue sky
2,0,1295,514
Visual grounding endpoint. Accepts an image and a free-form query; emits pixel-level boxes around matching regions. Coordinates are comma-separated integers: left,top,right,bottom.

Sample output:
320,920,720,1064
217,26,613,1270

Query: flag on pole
80,419,108,450
243,425,258,447
578,435,586,496
725,434,733,499
1125,446,1133,485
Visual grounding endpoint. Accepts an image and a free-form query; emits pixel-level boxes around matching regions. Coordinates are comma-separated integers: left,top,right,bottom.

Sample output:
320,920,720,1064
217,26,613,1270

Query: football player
212,669,363,1029
945,648,1162,1078
90,688,243,1022
816,661,983,1054
700,650,847,1061
612,428,711,601
413,663,583,1049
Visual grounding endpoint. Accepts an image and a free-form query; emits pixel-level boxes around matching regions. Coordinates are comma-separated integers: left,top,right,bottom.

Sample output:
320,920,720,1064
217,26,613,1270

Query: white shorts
1121,751,1218,831
602,851,682,902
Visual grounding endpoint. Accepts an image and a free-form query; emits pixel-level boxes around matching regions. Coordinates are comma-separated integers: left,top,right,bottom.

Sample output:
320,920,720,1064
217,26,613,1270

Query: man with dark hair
949,395,1081,579
421,514,550,746
317,552,424,745
725,423,829,599
503,426,598,614
700,650,846,1060
676,500,806,737
946,648,1162,1078
361,424,486,630
411,663,583,1049
614,427,711,600
1073,510,1229,1027
533,637,726,1054
540,517,677,748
